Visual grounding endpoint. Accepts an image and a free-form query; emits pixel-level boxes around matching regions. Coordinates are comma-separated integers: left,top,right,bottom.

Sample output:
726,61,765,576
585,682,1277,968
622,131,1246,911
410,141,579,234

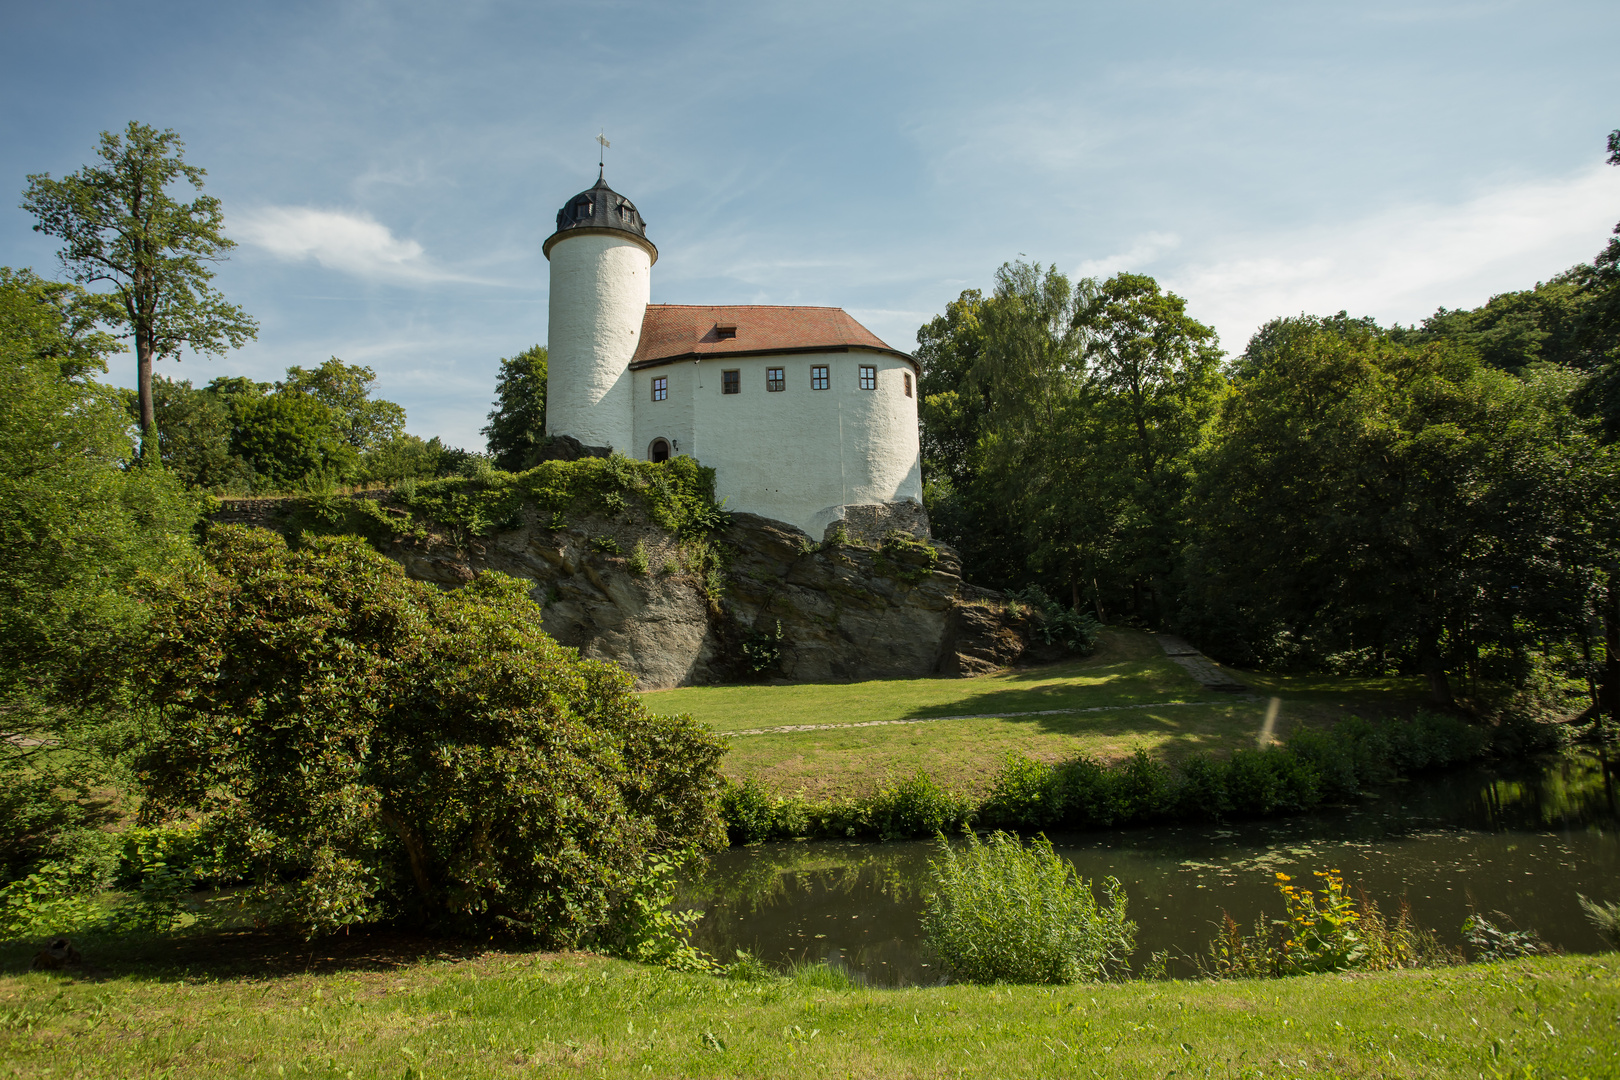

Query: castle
543,171,925,540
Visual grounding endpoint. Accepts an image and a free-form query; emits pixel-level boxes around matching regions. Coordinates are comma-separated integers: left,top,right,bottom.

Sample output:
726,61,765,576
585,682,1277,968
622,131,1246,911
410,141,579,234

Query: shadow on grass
1,925,536,983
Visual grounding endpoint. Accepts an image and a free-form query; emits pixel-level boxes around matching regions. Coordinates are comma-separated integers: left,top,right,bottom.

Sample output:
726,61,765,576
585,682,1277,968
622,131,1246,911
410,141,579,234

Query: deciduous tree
21,122,256,456
483,345,547,471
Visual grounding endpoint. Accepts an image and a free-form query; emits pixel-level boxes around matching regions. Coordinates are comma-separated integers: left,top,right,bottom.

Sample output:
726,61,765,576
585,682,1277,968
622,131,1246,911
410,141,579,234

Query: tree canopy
483,345,547,471
21,122,256,453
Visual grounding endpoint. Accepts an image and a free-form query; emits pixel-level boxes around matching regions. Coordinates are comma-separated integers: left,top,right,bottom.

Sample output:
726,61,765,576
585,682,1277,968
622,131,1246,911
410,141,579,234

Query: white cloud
235,206,472,284
1162,165,1620,350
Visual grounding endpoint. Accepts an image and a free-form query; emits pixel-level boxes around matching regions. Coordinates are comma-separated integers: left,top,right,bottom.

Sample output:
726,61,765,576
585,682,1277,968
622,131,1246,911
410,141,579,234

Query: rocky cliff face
214,496,1051,690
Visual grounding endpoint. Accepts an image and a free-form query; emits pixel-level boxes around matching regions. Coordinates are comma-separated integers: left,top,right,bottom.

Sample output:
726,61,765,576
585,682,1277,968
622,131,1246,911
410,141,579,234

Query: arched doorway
649,438,671,463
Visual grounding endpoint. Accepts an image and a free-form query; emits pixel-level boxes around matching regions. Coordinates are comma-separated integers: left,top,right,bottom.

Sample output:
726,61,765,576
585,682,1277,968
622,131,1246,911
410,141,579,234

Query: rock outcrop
214,496,1056,690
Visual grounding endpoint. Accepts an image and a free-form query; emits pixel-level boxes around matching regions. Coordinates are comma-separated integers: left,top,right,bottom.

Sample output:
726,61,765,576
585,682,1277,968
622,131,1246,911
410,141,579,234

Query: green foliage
146,374,262,491
398,453,719,541
595,850,715,973
1004,584,1101,652
137,524,727,939
482,345,547,471
873,531,941,586
921,831,1135,984
1184,322,1616,701
626,539,650,575
0,863,106,940
1204,870,1457,978
592,535,622,555
227,391,357,489
919,264,1225,625
0,267,119,380
0,322,200,873
21,122,258,448
866,772,974,840
1462,912,1554,961
278,358,406,453
1578,894,1620,947
738,619,783,676
721,712,1497,844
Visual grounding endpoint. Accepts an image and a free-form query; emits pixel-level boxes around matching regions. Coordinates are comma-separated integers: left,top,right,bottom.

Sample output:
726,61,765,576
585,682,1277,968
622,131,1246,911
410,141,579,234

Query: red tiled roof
629,305,913,368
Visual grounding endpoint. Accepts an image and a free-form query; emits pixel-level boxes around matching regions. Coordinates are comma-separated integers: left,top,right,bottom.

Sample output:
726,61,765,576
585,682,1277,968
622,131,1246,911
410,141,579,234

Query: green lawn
642,629,1432,798
2,931,1612,1079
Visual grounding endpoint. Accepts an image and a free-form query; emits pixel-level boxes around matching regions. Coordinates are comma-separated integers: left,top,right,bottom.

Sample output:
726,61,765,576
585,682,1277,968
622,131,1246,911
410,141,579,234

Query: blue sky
3,0,1617,448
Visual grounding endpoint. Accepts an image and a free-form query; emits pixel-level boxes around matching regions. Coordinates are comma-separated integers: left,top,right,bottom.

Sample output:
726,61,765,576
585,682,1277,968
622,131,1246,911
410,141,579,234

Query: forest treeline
918,153,1620,705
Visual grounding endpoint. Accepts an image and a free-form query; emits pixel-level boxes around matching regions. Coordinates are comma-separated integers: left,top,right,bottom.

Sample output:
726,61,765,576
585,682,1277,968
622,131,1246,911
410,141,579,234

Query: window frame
721,369,740,395
810,365,830,391
766,367,785,392
651,376,668,402
859,365,877,390
904,372,912,398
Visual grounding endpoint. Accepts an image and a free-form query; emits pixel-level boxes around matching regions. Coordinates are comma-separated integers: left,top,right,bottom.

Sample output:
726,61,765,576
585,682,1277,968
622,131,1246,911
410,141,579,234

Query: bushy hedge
722,712,1504,843
138,524,727,940
396,453,722,538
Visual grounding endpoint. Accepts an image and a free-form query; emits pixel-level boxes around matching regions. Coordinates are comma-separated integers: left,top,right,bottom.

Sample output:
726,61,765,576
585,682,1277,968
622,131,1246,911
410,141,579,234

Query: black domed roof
543,171,655,261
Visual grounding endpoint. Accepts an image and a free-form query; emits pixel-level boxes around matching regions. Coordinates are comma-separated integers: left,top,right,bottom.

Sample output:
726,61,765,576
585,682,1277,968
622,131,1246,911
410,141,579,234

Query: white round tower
542,172,657,452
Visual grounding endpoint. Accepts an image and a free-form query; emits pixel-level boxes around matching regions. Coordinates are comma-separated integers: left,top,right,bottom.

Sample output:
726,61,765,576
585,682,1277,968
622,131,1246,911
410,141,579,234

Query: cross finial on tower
596,131,610,178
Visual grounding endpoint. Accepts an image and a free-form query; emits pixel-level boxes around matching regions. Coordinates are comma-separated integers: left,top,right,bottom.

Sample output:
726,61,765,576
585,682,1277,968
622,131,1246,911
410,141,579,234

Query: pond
681,751,1620,985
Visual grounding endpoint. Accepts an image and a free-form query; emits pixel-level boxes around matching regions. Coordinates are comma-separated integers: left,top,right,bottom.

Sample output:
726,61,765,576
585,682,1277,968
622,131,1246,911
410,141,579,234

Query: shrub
1462,912,1554,960
1004,585,1100,653
981,753,1066,830
866,772,973,840
1203,870,1457,978
738,619,783,676
922,831,1135,985
1384,711,1489,772
138,524,727,940
1224,748,1320,816
626,540,650,575
595,850,714,973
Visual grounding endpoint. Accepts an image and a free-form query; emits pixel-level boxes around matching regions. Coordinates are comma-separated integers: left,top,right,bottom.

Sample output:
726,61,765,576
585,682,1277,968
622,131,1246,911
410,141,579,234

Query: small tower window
766,367,785,392
811,365,829,390
722,369,740,395
904,372,913,397
715,324,737,340
652,376,668,402
649,438,671,463
859,365,877,390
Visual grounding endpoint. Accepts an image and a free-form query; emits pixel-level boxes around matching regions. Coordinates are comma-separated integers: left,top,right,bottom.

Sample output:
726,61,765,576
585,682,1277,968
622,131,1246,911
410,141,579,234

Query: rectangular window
811,365,829,390
721,369,740,395
859,365,877,390
766,367,785,392
652,376,668,402
904,372,912,397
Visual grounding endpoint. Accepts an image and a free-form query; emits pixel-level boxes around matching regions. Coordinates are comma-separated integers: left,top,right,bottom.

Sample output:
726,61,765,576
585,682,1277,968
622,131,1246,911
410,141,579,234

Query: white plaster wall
545,233,650,451
632,350,922,537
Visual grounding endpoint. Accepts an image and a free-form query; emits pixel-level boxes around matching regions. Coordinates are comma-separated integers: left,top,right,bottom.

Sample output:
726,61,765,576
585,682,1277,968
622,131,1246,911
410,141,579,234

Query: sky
2,0,1617,449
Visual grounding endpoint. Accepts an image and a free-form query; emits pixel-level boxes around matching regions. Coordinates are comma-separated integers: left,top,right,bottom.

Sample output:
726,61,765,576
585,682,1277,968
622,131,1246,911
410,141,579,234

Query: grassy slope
642,630,1430,798
1,934,1612,1079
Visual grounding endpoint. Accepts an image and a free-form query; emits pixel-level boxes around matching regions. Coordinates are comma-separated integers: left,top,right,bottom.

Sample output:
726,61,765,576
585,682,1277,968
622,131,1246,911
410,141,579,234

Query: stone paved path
723,696,1257,737
1154,634,1248,692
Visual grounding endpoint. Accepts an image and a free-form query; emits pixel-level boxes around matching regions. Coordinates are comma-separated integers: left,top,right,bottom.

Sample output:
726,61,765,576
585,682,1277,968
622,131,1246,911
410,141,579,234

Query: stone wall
213,496,1056,690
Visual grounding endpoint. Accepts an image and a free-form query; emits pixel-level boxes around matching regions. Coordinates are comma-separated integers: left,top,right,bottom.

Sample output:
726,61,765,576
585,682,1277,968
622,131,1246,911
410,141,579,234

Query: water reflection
682,751,1620,985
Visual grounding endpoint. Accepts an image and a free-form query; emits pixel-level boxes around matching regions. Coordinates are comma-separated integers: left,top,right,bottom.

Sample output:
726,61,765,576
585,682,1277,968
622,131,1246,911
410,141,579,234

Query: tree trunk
1419,625,1453,706
379,808,434,916
1604,576,1619,727
136,332,155,462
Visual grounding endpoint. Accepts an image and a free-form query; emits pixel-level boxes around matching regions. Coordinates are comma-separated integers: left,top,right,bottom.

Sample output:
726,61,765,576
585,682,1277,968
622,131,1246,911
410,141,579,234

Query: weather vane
596,131,610,174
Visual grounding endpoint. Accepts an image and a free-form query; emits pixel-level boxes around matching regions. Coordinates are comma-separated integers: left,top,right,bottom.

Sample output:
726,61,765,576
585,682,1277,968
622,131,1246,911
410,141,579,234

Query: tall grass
921,831,1135,985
